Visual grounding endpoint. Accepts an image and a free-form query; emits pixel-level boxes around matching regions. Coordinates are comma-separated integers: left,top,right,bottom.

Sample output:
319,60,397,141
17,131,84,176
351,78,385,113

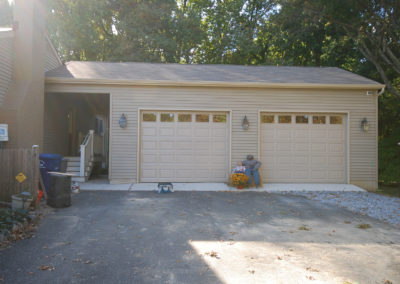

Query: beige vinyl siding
45,37,62,72
0,37,14,106
109,86,377,189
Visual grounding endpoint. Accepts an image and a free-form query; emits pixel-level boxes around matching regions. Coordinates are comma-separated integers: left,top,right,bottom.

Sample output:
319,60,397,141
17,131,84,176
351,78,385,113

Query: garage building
44,62,384,190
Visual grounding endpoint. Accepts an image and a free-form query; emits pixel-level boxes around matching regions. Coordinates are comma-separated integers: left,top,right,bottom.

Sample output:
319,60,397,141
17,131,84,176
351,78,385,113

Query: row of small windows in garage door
261,114,343,125
143,113,227,123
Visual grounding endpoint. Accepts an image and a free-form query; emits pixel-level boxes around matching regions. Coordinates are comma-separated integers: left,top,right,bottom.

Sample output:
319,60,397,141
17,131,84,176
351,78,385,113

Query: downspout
377,86,385,96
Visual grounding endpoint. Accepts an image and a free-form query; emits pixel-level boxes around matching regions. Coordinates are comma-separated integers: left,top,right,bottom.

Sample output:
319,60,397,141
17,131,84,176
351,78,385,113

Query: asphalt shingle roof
45,61,382,86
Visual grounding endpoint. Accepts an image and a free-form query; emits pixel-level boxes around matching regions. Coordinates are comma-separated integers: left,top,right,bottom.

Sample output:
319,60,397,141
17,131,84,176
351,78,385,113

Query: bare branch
359,44,400,98
385,45,400,73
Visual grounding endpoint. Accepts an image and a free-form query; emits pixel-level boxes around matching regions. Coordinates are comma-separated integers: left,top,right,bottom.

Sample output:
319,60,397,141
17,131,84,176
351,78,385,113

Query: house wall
44,82,378,190
45,37,62,72
0,34,14,107
0,0,46,149
106,86,378,190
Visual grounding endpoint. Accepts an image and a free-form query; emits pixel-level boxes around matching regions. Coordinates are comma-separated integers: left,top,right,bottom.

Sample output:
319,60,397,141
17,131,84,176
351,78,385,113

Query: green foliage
379,130,400,184
0,208,30,232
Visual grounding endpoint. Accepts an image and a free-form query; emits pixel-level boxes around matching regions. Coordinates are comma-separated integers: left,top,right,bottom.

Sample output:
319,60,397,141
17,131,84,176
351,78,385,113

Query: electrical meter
0,124,9,141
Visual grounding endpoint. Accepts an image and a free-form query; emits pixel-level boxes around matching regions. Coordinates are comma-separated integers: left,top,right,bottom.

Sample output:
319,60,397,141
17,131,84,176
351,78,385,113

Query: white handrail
80,130,94,177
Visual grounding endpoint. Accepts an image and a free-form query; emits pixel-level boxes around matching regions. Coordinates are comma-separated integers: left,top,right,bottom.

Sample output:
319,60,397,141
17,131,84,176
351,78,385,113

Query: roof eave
45,77,385,90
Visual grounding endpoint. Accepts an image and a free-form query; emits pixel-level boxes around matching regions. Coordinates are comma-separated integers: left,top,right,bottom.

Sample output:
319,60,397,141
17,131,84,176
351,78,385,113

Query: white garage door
260,113,346,183
140,111,229,182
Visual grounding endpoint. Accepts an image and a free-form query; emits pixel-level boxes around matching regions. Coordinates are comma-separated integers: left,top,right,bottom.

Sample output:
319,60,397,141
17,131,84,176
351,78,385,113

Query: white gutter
45,77,385,90
377,86,386,95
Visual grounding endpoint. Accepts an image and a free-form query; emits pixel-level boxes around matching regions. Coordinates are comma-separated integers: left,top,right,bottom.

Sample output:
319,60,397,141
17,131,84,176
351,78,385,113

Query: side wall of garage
109,86,378,190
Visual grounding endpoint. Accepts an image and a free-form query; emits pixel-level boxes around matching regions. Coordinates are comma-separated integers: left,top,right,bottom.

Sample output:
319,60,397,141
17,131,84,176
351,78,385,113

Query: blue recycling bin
39,154,63,193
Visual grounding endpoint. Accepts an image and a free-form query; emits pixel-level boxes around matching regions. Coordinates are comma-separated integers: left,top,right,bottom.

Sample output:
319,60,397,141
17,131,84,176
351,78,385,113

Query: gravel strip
284,191,400,226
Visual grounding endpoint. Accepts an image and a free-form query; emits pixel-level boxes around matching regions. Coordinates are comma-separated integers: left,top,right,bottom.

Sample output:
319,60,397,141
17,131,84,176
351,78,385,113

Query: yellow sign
15,172,27,183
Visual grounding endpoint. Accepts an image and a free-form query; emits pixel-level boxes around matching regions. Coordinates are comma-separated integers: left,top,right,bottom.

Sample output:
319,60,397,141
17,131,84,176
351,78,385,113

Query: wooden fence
0,146,39,202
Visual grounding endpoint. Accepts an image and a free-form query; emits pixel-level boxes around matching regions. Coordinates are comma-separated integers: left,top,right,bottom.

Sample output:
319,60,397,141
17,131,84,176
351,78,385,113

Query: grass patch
356,223,371,229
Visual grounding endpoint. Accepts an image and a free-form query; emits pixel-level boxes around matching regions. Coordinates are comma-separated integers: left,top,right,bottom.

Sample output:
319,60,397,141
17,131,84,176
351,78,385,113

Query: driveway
0,191,399,284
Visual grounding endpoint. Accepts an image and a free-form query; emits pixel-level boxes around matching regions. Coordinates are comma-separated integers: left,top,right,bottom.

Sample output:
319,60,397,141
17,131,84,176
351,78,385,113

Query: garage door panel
194,128,210,137
261,112,346,183
176,169,193,178
311,170,327,179
293,156,308,165
142,127,157,136
193,155,209,164
278,143,292,152
175,141,193,149
159,169,175,178
142,169,157,179
142,141,157,150
176,128,192,137
277,130,291,139
141,111,229,182
159,141,174,150
294,130,308,138
310,129,327,139
311,156,327,165
294,144,308,152
294,171,309,179
329,144,344,153
213,141,226,151
311,143,326,153
328,129,344,139
142,154,157,163
159,154,174,163
328,156,345,166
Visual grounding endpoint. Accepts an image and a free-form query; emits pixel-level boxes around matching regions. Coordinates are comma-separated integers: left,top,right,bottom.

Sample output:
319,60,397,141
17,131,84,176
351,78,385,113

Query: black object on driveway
46,173,71,208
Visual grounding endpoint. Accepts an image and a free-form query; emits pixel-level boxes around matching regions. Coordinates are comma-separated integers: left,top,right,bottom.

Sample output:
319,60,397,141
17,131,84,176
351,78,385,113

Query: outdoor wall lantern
119,113,127,128
361,118,369,132
242,115,249,130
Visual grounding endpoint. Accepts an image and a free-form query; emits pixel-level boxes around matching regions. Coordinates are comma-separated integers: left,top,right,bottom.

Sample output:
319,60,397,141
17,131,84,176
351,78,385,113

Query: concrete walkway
80,180,365,192
0,191,398,283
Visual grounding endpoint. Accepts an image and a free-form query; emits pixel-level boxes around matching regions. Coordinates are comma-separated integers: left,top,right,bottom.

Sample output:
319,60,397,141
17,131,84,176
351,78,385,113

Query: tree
277,0,400,97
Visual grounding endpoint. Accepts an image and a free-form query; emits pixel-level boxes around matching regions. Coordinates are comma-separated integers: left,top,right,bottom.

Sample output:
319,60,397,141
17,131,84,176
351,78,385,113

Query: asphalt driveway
0,191,399,284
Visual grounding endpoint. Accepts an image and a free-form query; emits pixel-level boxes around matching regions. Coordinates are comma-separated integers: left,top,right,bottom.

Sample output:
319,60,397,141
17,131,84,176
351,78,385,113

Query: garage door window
143,113,156,122
313,116,326,124
196,114,209,122
261,115,274,123
296,115,309,124
213,114,226,123
330,116,342,124
178,114,192,122
161,113,174,122
278,115,292,123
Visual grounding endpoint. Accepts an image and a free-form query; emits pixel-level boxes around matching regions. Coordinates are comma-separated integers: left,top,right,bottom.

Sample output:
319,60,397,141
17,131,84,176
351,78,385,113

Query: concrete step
65,156,80,162
72,176,86,182
67,166,80,172
68,161,80,167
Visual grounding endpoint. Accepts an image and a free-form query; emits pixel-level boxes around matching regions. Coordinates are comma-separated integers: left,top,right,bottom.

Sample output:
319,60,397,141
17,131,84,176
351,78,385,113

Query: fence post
31,145,39,208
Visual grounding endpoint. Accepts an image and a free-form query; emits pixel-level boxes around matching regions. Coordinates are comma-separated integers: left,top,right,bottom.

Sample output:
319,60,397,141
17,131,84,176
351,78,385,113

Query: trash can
59,158,68,173
47,173,71,208
39,153,63,193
